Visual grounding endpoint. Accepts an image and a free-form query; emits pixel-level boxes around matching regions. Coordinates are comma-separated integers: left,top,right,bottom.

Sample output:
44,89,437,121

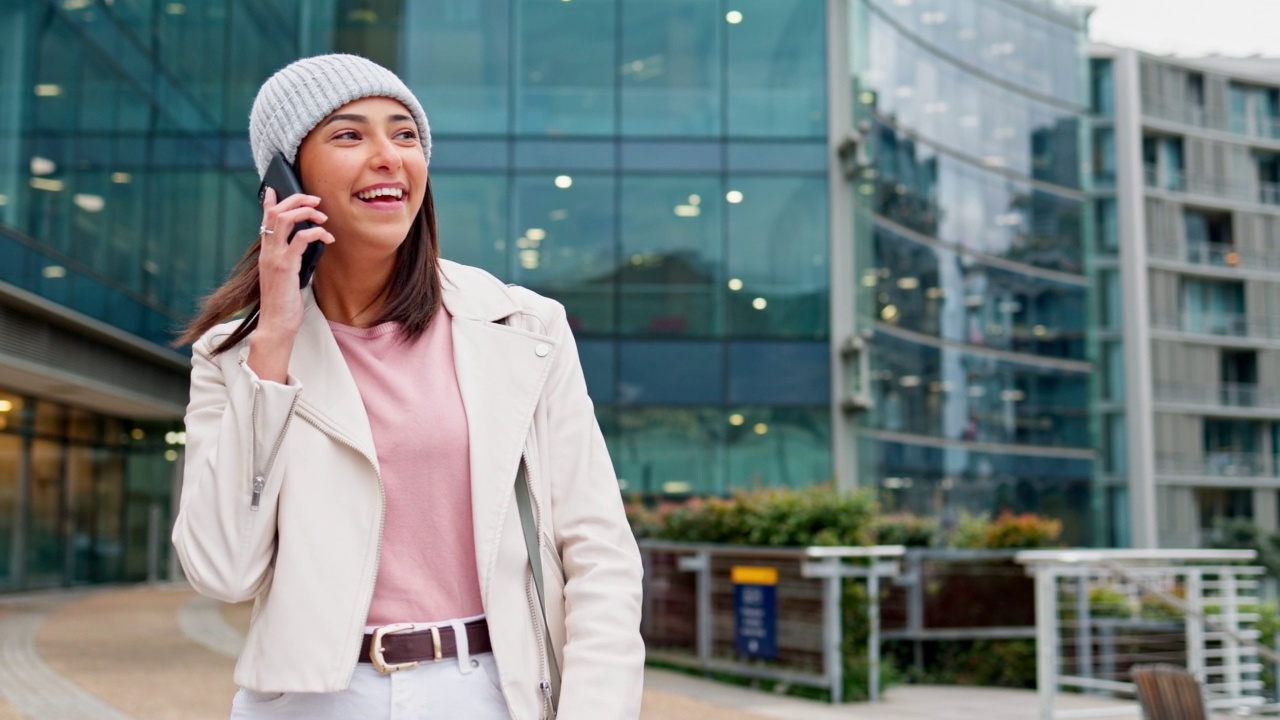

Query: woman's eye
396,130,418,141
335,130,359,140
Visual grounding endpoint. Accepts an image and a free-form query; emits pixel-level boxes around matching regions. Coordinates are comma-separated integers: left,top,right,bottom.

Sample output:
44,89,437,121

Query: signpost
733,565,778,659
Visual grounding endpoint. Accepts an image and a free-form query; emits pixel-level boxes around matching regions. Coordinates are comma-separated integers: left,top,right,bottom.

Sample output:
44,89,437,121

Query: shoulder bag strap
515,460,562,713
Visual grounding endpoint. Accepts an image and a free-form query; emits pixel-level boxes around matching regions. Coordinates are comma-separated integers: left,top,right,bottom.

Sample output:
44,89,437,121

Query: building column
1113,49,1159,548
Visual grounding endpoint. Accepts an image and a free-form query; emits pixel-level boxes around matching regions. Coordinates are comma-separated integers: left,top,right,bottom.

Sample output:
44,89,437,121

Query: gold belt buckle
369,623,431,674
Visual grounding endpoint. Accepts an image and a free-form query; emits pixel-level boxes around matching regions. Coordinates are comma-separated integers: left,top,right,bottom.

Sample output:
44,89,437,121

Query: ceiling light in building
859,91,876,105
30,178,64,192
554,175,573,189
897,277,919,290
63,0,92,8
880,304,899,322
73,193,104,212
346,9,377,23
1000,389,1025,402
520,249,540,270
34,84,62,97
981,156,1007,168
994,212,1022,226
999,300,1022,313
111,172,132,184
674,204,701,217
166,3,186,15
0,195,8,206
687,194,701,206
526,228,546,241
728,278,743,291
130,428,145,440
894,86,913,99
883,477,912,489
549,208,568,221
968,386,986,397
752,297,767,310
859,183,875,196
729,413,745,426
662,481,691,494
726,190,743,204
516,237,533,249
726,11,743,24
965,295,983,307
753,423,768,435
925,287,945,299
1033,325,1048,337
0,400,11,412
164,449,178,462
900,375,921,387
987,324,1004,336
921,11,946,24
892,0,912,6
861,271,878,287
30,156,56,175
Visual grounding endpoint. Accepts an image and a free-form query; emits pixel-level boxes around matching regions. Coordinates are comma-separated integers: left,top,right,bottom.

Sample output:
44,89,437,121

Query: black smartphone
258,152,325,288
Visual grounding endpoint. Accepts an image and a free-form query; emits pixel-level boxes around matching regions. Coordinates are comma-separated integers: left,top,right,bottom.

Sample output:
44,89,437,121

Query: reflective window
403,0,510,134
619,341,723,405
516,0,616,136
726,407,830,489
871,334,1091,448
726,176,828,338
621,0,720,136
727,342,829,405
576,339,616,404
1091,58,1114,116
601,407,726,495
511,173,617,334
725,0,826,138
872,225,1087,360
0,433,16,587
619,176,722,337
434,173,510,278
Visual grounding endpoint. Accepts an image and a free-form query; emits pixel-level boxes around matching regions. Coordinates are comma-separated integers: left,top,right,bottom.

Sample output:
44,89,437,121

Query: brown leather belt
359,618,492,674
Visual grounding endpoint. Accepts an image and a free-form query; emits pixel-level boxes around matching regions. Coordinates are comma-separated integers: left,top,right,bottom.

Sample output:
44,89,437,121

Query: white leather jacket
172,260,644,720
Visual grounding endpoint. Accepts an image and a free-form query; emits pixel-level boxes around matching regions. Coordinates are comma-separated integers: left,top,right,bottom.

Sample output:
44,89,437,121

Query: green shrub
1089,585,1133,619
952,510,1063,550
874,513,940,547
645,486,879,547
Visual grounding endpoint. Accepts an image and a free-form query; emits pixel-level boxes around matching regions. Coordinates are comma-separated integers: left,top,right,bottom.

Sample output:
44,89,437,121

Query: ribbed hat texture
248,54,431,179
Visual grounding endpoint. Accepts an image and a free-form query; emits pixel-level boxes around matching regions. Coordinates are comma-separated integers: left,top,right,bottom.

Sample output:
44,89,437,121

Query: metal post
868,565,881,702
907,553,924,672
1186,570,1205,677
146,503,161,584
1076,570,1092,687
1223,569,1242,700
821,557,844,703
676,551,712,669
1035,565,1060,720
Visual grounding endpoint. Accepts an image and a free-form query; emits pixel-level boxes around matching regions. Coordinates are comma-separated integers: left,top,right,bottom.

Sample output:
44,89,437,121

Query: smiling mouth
355,187,406,206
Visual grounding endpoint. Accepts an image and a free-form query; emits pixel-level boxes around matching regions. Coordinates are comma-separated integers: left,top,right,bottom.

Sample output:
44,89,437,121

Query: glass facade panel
27,439,64,588
618,341,724,405
603,407,726,495
516,0,617,136
727,342,829,406
726,407,830,489
0,433,16,587
435,173,510,278
725,176,828,339
402,0,510,134
619,175,722,337
725,0,826,138
511,173,617,334
620,0,720,136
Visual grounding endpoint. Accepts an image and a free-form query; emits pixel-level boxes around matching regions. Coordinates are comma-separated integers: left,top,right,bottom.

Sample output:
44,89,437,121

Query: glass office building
843,0,1096,543
0,0,1101,592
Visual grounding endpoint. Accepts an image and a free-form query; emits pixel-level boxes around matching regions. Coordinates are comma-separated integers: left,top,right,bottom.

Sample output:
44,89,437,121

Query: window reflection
621,0,720,136
725,0,826,138
434,173,510,278
403,0,510,134
511,173,616,334
517,0,616,136
601,406,726,495
619,176,722,336
872,225,1087,360
726,407,831,490
871,334,1090,448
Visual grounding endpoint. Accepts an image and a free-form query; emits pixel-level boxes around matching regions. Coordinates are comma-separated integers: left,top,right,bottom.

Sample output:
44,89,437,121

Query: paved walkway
0,584,1144,719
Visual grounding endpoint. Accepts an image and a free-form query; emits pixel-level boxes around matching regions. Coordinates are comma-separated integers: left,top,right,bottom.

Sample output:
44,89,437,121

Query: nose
368,133,402,173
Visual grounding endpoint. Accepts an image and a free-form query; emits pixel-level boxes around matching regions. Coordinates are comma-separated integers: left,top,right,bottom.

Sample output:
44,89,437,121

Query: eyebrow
322,113,414,127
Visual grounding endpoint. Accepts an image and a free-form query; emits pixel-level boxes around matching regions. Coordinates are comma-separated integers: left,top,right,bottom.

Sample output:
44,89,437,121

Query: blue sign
733,568,778,659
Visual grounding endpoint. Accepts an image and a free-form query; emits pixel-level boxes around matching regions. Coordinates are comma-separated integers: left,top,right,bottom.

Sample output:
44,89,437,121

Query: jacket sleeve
171,334,301,604
542,308,645,719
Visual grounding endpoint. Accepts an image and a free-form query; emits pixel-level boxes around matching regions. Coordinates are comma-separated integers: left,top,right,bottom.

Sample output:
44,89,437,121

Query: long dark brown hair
177,179,443,354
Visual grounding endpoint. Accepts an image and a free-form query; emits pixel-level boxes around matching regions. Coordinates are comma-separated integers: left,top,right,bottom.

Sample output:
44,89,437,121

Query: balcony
1143,163,1280,207
1151,312,1280,342
1148,240,1280,274
1145,101,1280,142
1156,451,1274,479
1153,381,1280,413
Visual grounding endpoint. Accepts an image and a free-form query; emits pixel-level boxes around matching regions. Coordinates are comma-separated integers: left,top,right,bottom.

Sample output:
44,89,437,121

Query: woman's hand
247,188,334,383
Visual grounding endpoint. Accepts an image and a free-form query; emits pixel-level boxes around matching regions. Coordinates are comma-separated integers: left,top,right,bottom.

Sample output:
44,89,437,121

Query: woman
173,54,644,720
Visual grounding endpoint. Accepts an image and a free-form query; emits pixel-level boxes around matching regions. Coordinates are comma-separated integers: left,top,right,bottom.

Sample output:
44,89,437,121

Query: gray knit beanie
248,54,431,179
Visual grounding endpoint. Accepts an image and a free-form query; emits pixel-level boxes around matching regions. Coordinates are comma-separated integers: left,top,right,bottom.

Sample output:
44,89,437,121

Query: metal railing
1154,381,1280,412
1017,549,1267,720
1151,312,1280,341
1157,451,1274,479
638,541,904,703
1149,240,1280,273
1143,163,1280,206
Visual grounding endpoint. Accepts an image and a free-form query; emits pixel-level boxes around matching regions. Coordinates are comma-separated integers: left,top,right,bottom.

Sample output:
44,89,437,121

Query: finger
274,206,328,229
270,193,321,214
288,228,335,253
261,193,320,232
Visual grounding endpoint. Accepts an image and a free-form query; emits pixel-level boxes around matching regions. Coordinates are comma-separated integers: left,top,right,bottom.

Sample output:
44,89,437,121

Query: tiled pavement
0,584,1146,720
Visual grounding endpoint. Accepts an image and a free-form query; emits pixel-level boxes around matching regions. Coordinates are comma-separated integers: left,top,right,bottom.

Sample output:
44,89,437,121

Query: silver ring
259,225,274,236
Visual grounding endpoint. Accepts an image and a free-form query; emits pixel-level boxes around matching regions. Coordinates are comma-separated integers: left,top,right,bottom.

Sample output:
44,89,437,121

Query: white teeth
357,187,404,200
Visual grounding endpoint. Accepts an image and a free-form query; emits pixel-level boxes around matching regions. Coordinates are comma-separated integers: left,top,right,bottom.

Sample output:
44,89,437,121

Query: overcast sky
1082,0,1280,58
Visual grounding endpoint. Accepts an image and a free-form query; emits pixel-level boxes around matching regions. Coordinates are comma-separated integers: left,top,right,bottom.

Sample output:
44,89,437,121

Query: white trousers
230,617,511,720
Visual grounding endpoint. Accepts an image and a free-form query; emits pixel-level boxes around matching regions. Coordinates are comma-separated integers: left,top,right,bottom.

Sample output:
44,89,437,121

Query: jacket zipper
249,387,298,510
295,408,385,688
522,456,554,719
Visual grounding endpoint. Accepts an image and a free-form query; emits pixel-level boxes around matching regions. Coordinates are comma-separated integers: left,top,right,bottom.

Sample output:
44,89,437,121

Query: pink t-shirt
329,306,484,624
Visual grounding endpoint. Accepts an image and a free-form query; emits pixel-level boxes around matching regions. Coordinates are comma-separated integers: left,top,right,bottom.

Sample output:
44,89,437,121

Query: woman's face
295,96,427,263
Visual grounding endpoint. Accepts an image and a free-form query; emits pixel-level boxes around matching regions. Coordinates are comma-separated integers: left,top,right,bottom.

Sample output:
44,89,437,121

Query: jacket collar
438,259,520,323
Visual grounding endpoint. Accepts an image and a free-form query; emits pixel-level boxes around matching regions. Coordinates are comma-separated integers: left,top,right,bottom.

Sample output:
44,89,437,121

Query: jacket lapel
287,286,378,461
